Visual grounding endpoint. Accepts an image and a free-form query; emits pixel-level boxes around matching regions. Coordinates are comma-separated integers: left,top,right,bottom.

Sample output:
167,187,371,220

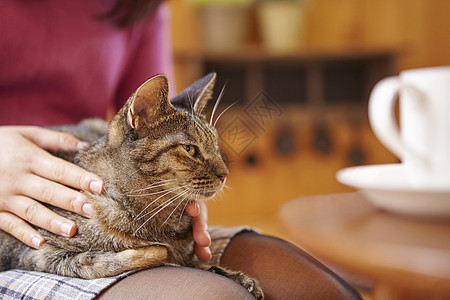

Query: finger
190,202,211,247
7,195,77,238
187,202,212,261
28,149,104,195
23,174,95,218
17,127,103,195
185,201,200,217
0,212,45,249
195,243,212,262
21,127,88,152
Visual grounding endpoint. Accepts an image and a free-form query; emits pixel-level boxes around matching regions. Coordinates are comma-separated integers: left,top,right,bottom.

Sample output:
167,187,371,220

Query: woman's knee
97,265,255,300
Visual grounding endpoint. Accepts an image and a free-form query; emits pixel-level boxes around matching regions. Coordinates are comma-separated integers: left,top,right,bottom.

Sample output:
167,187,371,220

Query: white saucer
337,164,450,218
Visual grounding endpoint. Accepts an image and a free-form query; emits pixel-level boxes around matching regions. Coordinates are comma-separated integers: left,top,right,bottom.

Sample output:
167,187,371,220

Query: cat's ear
170,72,216,116
127,74,175,136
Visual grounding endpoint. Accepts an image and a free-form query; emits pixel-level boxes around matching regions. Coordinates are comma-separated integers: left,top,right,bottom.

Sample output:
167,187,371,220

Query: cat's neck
92,187,192,242
76,133,193,242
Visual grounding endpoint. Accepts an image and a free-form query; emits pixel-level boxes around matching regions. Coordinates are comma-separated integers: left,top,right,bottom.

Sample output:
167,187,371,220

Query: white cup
369,66,450,187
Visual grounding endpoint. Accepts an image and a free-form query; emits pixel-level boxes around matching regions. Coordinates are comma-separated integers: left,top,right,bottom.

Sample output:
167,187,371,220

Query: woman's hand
186,201,212,261
0,126,104,249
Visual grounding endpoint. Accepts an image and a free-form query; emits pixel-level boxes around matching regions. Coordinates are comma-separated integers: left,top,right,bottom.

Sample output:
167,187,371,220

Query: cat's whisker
136,189,187,221
178,197,194,224
134,184,191,221
131,179,177,190
187,90,194,111
126,180,176,197
186,91,199,130
100,175,121,186
126,178,178,193
115,179,177,197
161,190,194,228
187,97,193,117
213,100,238,128
134,184,188,220
178,191,201,225
193,190,201,207
216,189,225,202
134,188,191,235
209,82,227,127
141,178,177,187
131,183,181,199
129,189,173,198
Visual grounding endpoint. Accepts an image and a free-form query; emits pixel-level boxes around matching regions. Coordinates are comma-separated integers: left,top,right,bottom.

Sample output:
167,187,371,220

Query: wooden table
279,192,450,300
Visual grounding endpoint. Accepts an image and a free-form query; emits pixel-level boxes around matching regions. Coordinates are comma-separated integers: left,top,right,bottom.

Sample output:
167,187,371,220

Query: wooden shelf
175,46,399,63
174,47,398,110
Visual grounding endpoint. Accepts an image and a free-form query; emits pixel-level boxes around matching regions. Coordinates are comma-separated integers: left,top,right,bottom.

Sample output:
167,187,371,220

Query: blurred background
167,0,450,236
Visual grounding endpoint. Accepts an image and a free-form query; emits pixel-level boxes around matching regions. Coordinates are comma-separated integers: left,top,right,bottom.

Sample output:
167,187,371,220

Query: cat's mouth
187,179,225,201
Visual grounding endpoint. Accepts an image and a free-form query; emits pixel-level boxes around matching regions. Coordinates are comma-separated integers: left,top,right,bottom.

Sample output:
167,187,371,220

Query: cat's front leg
25,245,168,279
199,264,264,299
77,245,169,278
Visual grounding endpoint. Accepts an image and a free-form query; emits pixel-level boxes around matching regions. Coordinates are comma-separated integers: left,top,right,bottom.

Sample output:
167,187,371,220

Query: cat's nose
216,173,228,182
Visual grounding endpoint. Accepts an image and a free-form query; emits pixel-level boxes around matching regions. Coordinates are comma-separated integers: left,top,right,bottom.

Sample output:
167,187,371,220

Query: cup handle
369,76,420,163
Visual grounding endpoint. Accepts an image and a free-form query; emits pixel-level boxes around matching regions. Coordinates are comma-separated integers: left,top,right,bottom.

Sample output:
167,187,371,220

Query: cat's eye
185,145,196,157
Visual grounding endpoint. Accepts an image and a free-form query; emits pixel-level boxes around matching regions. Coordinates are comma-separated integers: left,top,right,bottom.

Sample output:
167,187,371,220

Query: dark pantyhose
98,232,361,299
97,265,254,299
221,232,362,300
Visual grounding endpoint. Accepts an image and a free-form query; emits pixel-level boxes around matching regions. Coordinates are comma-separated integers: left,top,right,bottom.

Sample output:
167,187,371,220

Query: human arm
0,126,104,249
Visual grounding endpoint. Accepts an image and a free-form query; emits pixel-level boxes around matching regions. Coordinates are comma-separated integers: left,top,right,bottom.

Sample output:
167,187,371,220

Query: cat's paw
118,245,168,269
208,266,264,299
240,276,264,300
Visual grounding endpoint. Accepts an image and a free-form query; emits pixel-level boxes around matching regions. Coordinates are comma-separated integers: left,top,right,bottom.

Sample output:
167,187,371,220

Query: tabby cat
0,73,263,299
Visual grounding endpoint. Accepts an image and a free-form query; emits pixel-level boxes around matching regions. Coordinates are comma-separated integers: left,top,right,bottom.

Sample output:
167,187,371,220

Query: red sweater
0,1,174,126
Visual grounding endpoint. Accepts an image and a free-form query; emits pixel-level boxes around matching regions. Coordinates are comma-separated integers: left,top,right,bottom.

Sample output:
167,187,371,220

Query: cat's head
107,73,228,205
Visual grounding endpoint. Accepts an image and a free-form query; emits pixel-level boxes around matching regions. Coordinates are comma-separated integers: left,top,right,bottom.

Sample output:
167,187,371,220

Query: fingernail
205,247,212,260
206,231,211,246
195,201,200,213
89,181,104,195
82,203,95,218
60,222,76,237
31,235,44,249
189,200,200,216
77,141,89,149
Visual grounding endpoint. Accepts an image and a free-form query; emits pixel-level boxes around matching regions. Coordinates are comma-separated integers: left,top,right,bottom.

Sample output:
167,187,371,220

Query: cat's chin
195,191,218,201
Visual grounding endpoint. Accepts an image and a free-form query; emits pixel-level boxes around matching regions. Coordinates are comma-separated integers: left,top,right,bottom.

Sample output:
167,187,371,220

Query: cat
0,73,263,299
